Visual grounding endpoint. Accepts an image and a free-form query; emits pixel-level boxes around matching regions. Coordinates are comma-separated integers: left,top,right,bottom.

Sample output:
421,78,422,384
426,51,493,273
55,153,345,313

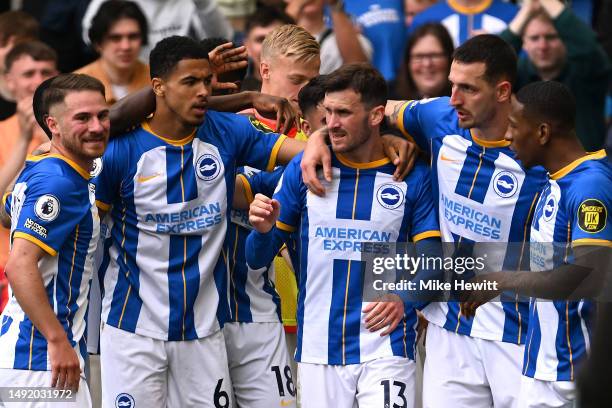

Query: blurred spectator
499,0,611,151
241,5,294,91
216,0,257,40
21,0,94,73
76,0,149,105
410,0,517,47
0,41,58,284
393,22,453,100
0,11,39,121
343,0,406,82
82,0,234,61
405,0,436,27
286,0,372,74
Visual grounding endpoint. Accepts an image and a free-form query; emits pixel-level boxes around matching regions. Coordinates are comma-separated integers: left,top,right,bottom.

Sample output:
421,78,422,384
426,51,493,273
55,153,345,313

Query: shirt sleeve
409,165,441,242
92,140,124,212
244,166,285,199
227,114,287,172
569,177,612,247
397,97,455,154
11,176,85,256
273,156,304,233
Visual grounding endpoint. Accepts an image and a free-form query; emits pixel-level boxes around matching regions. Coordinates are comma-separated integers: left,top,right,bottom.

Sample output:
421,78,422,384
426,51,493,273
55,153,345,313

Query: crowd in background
0,0,610,331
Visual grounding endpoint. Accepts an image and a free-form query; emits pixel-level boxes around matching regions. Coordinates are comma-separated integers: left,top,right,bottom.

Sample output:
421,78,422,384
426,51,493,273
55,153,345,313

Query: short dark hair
149,36,209,79
515,81,576,132
33,73,106,138
88,0,148,47
245,6,294,35
323,64,387,108
0,11,38,47
298,75,327,115
5,41,57,72
453,34,517,86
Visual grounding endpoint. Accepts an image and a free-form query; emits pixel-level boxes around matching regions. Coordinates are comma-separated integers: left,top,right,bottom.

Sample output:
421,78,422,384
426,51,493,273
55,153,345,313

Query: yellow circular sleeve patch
577,199,607,233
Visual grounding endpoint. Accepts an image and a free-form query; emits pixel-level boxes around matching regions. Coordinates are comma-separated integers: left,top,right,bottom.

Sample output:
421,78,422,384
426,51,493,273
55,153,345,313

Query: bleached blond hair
261,24,320,64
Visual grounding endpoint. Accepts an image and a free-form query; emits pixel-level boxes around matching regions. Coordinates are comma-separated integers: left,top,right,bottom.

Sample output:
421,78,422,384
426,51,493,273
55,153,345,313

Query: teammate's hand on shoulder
381,134,417,181
363,294,405,336
47,335,81,392
249,193,280,233
301,127,332,196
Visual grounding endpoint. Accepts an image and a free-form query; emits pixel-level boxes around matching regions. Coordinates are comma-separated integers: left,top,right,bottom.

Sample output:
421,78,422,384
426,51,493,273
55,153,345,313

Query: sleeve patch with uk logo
577,199,607,233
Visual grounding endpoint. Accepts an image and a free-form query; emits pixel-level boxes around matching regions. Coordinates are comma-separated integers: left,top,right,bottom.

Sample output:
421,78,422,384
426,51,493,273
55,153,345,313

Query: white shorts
518,376,576,408
297,357,416,408
100,323,232,408
0,368,91,408
423,323,523,408
223,322,295,408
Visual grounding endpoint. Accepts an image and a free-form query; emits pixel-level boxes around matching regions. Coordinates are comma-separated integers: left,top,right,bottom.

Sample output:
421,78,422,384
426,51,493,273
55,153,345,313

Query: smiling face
47,90,110,162
448,61,500,129
154,58,213,127
505,96,543,168
5,55,58,101
409,34,450,97
97,17,143,72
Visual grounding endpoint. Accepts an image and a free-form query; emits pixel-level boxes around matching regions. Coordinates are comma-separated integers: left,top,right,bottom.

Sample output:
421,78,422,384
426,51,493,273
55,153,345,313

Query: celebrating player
92,36,305,407
246,64,441,408
302,34,549,407
464,81,611,407
224,24,320,408
0,73,109,405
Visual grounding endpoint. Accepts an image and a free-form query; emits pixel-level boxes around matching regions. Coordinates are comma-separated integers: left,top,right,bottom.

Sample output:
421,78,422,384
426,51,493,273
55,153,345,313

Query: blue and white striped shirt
93,111,285,341
0,154,99,371
524,150,611,381
399,97,548,344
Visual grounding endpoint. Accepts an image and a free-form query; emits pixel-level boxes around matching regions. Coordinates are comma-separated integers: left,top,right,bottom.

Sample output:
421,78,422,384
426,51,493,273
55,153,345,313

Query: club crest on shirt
542,196,556,222
492,171,518,198
578,199,607,233
34,194,60,221
196,154,222,181
115,393,134,408
376,184,404,210
90,157,103,178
